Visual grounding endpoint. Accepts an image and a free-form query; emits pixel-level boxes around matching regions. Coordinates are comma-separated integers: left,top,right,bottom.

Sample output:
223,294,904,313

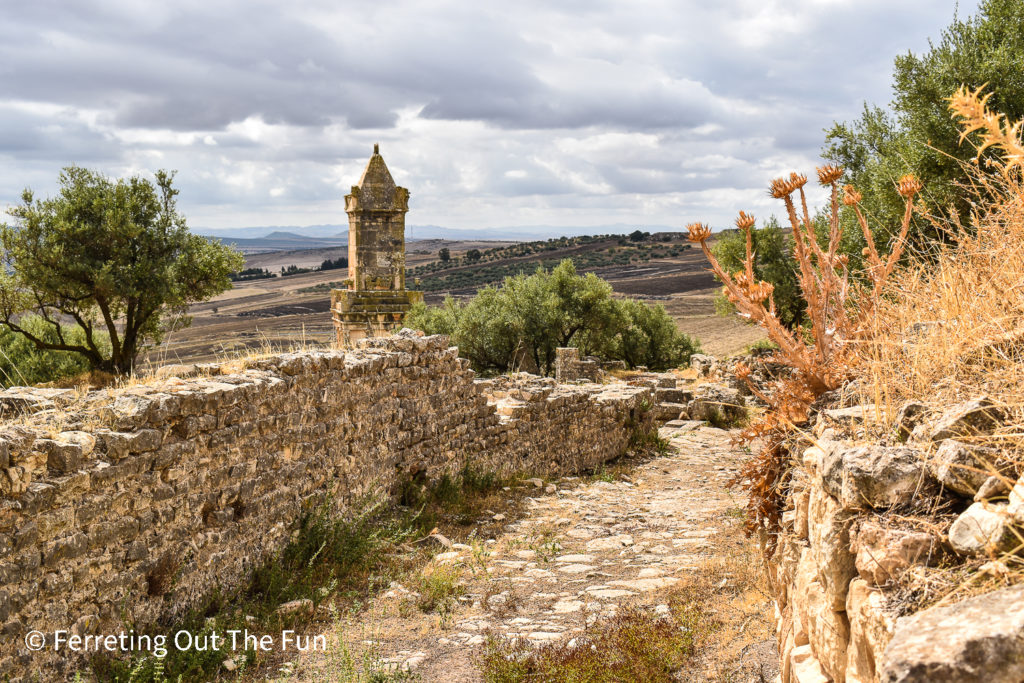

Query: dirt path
284,422,777,682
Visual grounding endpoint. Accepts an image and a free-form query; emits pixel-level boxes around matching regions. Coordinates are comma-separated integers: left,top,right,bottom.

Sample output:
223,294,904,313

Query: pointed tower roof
351,144,401,211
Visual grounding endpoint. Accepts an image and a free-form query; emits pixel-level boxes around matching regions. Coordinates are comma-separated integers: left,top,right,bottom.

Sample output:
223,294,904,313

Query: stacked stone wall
769,397,1024,682
0,332,651,677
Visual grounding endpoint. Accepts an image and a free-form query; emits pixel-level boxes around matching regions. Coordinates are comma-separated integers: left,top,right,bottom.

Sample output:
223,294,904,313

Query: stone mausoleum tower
331,145,423,346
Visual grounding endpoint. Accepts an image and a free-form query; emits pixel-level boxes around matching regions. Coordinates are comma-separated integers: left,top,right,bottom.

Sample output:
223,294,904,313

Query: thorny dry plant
687,163,921,542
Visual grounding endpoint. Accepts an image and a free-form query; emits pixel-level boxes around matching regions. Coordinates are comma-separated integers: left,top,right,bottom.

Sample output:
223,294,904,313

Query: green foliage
0,166,244,375
825,0,1024,245
230,267,274,282
711,218,805,329
280,264,314,276
465,248,482,262
406,260,700,375
405,234,689,293
609,298,701,372
438,247,450,262
0,315,109,387
320,256,348,271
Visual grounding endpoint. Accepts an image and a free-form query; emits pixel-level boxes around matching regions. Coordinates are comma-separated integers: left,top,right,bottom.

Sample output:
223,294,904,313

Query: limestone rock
880,584,1024,682
821,404,877,428
56,431,96,458
807,487,857,610
895,401,928,442
790,644,830,683
948,502,1021,556
154,363,199,379
821,444,932,510
845,579,895,683
1006,473,1024,515
930,439,1008,497
927,397,1004,443
687,384,746,425
689,354,717,377
854,520,939,585
974,475,1011,502
38,438,83,474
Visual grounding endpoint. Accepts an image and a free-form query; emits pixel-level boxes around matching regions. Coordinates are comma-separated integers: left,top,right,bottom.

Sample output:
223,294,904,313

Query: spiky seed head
897,174,923,199
789,172,808,190
816,164,843,186
842,185,862,206
735,362,751,380
686,222,712,243
770,177,792,198
735,211,756,231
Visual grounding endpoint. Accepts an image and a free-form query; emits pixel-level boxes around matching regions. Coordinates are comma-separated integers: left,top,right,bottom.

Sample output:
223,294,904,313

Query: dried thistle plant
687,165,920,537
688,167,919,401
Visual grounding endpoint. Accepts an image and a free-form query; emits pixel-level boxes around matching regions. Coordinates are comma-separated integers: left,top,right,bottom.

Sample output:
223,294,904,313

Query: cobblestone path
289,422,773,682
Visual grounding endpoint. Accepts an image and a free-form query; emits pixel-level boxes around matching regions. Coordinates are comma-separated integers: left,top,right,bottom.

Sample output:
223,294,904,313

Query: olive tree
0,166,244,375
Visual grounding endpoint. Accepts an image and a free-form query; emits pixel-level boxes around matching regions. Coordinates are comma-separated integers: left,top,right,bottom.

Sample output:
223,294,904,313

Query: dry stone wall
769,395,1024,682
0,331,651,678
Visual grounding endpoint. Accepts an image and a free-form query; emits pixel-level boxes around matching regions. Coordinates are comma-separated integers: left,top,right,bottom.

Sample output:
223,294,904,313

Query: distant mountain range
204,230,346,253
198,223,684,252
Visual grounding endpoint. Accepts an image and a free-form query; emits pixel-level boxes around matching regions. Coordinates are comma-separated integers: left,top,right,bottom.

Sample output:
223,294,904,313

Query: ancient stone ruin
0,331,656,678
331,146,423,346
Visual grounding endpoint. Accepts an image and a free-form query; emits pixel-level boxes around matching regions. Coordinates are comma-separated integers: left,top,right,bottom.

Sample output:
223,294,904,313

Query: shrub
406,260,700,375
608,298,700,371
0,315,109,387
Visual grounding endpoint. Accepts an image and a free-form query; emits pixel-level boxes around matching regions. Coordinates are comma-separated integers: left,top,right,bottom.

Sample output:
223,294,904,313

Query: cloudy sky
0,0,976,235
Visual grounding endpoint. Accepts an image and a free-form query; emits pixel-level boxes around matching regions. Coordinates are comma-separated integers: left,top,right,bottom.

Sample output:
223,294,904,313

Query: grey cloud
0,0,982,230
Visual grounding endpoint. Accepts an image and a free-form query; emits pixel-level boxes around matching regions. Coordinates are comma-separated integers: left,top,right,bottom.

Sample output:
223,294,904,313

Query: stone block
821,444,932,509
881,584,1024,683
948,501,1021,556
926,396,1004,443
930,439,1009,497
854,520,940,585
807,487,857,610
846,578,895,683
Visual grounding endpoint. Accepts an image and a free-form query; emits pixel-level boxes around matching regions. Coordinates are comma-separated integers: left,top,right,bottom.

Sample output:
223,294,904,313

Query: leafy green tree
628,230,647,242
0,315,110,387
465,249,482,262
825,0,1024,245
438,247,451,263
406,259,700,375
0,166,244,375
711,218,805,329
611,298,700,371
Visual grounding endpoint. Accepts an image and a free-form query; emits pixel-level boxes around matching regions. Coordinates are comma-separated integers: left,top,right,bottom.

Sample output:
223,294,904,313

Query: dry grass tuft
851,86,1024,606
858,86,1024,458
860,88,1024,420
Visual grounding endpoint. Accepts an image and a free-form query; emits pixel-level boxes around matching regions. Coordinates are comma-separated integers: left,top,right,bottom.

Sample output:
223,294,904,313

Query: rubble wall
769,397,1022,682
0,333,651,676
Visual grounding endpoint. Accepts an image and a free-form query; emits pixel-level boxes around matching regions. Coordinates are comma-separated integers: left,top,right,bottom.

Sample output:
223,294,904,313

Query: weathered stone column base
331,288,424,346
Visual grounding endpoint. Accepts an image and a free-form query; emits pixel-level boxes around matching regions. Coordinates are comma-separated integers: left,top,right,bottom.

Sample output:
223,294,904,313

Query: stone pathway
290,422,763,682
